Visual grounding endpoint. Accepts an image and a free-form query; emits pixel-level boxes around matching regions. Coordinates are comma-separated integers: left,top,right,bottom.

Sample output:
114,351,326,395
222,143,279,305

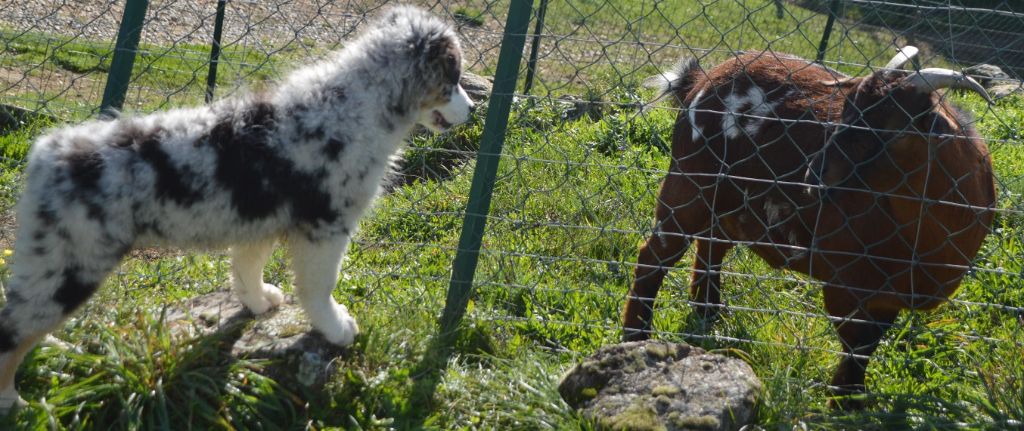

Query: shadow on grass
397,328,459,429
3,306,337,429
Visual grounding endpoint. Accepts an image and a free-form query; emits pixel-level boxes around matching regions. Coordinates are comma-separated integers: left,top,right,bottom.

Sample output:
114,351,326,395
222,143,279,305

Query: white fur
0,6,470,413
689,88,706,142
722,85,781,140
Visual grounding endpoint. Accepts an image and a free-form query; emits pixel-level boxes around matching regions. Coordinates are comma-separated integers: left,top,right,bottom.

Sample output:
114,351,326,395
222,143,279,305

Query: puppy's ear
424,35,460,84
426,35,447,59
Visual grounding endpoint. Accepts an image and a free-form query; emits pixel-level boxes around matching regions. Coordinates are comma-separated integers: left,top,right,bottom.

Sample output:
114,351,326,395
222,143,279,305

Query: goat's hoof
694,306,722,323
828,385,869,410
622,327,652,342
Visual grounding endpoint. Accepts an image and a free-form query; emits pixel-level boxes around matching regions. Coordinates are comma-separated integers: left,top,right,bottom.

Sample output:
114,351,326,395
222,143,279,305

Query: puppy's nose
468,102,477,114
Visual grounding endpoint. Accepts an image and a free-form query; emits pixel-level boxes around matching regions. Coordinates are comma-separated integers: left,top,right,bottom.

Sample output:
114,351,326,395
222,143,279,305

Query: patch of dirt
0,210,14,252
0,0,506,72
0,66,103,108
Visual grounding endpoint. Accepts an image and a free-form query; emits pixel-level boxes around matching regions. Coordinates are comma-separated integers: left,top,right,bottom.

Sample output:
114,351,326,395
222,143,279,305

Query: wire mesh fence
465,0,1024,420
0,0,1023,426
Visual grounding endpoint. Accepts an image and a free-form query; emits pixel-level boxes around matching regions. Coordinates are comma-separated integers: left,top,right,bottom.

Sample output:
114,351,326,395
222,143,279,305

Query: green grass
1,1,1024,429
1,27,310,120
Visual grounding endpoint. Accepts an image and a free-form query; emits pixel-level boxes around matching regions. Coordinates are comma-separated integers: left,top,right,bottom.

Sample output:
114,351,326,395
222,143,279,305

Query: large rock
963,64,1022,99
460,71,493,102
165,291,347,389
964,64,1012,88
988,83,1023,100
559,340,760,431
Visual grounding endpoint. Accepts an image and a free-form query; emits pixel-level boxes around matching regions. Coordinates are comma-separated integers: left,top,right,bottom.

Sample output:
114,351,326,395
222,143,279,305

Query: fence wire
0,0,1022,427
468,0,1024,419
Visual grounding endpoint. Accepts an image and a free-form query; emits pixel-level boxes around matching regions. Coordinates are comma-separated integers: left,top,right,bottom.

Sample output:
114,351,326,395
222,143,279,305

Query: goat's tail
643,57,702,109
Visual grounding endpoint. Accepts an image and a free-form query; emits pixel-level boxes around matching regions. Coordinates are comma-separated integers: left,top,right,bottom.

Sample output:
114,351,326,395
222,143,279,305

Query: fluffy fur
0,5,473,411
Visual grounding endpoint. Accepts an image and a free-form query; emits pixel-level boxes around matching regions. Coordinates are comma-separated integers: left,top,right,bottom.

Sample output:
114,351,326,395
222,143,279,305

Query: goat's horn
884,46,919,70
903,68,994,105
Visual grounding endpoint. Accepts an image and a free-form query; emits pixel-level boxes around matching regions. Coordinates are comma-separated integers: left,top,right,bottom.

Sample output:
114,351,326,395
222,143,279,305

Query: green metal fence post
522,0,548,96
100,0,150,118
815,0,842,64
205,0,229,103
439,0,534,337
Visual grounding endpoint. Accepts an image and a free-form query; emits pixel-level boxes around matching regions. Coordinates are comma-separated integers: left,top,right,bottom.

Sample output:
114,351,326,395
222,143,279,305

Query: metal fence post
522,0,548,96
815,0,842,64
439,0,534,337
205,0,228,103
99,0,150,118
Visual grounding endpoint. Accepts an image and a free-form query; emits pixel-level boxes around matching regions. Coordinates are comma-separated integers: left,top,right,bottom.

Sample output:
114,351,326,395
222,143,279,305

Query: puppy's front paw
238,283,285,315
261,283,285,308
315,304,359,347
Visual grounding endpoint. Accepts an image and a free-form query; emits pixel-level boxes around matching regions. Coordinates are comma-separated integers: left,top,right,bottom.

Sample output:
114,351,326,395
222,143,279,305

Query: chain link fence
462,0,1024,420
1,0,1023,426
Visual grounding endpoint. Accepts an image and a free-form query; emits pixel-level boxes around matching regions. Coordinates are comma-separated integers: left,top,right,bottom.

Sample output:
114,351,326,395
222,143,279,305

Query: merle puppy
0,5,473,411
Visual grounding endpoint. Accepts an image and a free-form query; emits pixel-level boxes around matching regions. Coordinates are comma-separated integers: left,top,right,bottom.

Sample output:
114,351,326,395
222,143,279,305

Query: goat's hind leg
623,171,707,341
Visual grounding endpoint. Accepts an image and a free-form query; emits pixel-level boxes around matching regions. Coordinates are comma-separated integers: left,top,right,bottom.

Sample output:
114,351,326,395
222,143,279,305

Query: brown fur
623,51,995,409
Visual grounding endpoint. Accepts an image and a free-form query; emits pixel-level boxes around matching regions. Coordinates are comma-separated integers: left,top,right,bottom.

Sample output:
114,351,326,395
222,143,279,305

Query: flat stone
165,291,347,389
559,340,761,431
989,83,1023,100
964,64,1011,88
460,71,493,102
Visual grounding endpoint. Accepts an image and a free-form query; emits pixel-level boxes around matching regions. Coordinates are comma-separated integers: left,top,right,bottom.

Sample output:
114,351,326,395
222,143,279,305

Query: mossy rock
559,340,761,431
165,291,349,391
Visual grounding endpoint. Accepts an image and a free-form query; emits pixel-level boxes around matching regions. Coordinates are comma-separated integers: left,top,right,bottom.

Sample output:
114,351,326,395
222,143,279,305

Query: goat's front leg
824,287,899,410
288,235,359,346
690,238,732,321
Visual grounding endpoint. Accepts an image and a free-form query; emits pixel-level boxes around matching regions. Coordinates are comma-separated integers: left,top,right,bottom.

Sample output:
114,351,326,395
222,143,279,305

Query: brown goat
623,47,996,409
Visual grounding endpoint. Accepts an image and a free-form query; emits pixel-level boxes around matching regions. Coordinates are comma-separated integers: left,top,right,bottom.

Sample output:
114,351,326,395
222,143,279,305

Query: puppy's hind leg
0,259,114,414
288,235,358,346
231,240,285,315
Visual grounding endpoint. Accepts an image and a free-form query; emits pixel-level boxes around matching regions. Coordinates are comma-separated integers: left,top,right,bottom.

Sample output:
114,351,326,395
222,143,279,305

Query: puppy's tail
642,57,702,110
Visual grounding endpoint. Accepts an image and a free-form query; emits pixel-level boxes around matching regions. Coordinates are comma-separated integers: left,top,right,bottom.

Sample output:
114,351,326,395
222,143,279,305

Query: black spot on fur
66,151,104,191
64,151,109,220
306,126,325,141
32,230,46,241
85,202,105,220
53,267,100,314
211,101,338,225
5,290,25,304
388,103,406,116
323,137,346,160
33,246,46,255
332,87,347,101
137,138,202,205
56,228,71,240
112,121,152,147
0,324,16,351
135,221,164,237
